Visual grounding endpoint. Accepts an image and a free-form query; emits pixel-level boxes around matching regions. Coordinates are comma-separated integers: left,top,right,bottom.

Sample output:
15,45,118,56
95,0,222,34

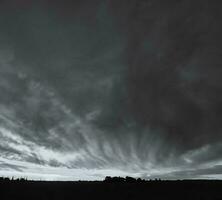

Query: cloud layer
0,0,222,180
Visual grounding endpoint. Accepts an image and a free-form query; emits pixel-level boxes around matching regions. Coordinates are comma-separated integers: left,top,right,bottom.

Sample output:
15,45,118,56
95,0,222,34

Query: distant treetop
104,176,146,183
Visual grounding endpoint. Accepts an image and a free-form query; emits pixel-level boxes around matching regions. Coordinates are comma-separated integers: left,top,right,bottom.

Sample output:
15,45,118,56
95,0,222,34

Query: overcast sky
0,0,222,180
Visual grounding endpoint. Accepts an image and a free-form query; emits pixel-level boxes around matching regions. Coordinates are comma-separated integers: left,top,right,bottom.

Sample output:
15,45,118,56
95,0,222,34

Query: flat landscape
0,179,222,200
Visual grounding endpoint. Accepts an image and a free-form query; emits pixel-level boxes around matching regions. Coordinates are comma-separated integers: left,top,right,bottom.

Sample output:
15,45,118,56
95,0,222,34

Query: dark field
0,179,222,200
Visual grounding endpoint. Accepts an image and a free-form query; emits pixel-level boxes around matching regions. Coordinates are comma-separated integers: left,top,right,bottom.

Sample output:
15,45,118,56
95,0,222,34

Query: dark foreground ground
0,179,222,200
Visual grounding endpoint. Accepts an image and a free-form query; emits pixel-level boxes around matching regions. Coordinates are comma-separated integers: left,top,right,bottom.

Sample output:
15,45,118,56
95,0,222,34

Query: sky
0,0,222,181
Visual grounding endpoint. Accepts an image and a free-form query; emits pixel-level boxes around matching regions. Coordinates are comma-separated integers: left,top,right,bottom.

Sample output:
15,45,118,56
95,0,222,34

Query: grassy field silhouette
0,177,222,200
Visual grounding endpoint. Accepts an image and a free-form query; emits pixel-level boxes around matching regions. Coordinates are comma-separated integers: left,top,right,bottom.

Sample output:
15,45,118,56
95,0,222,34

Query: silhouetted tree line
0,176,222,200
0,176,163,183
0,177,27,182
104,176,154,183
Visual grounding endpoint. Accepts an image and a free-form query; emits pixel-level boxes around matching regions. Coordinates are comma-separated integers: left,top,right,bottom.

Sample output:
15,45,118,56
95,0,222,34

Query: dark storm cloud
0,0,131,171
0,0,222,180
108,0,222,152
1,0,125,119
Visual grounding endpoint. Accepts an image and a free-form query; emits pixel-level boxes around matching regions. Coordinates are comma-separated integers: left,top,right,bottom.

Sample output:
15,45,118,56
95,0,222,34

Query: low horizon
1,176,221,182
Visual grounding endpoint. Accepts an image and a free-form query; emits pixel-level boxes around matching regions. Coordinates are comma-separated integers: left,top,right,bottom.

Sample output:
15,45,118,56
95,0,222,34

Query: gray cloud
0,162,26,172
0,0,222,180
